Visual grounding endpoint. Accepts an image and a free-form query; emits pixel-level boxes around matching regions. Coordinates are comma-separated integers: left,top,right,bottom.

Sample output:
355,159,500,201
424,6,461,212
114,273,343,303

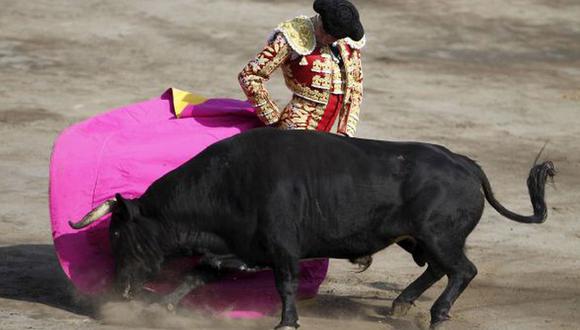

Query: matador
239,0,365,137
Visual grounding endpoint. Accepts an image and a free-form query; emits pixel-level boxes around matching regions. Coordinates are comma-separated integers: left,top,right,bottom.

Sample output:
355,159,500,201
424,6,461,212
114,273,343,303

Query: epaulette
270,16,316,56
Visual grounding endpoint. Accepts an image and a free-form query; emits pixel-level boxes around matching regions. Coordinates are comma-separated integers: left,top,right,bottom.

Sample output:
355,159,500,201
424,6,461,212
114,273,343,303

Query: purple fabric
49,89,329,317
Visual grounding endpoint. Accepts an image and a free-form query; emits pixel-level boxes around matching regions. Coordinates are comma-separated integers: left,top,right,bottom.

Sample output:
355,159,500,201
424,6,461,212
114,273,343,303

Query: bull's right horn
68,198,117,229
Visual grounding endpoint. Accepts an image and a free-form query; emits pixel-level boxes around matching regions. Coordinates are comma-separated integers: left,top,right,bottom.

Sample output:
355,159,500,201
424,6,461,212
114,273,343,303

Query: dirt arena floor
1,0,579,329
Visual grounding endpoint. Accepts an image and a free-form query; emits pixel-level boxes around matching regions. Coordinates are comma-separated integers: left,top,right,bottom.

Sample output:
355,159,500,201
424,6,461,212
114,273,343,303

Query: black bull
70,128,555,329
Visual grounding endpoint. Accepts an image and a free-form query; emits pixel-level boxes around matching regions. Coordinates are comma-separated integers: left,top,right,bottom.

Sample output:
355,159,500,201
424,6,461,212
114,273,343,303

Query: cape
49,88,329,318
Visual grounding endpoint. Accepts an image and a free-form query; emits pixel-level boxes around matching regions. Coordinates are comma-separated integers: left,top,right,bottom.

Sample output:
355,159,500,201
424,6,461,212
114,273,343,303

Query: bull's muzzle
68,198,117,229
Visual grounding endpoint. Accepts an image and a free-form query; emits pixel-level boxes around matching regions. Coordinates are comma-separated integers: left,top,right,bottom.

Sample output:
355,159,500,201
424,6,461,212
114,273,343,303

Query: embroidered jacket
238,16,365,136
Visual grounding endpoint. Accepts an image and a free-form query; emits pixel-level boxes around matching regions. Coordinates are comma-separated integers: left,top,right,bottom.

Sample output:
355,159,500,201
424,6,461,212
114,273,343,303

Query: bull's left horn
68,198,117,229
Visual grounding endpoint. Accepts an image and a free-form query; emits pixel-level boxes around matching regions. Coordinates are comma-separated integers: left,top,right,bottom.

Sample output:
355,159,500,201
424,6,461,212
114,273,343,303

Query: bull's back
146,128,480,213
204,128,482,213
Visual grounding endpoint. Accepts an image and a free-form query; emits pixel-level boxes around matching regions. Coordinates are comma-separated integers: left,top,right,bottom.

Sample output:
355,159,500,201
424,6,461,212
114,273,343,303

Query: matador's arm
337,49,363,137
238,34,291,125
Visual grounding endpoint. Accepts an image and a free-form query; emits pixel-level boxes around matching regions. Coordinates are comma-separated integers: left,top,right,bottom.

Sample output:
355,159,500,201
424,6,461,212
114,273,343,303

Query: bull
69,128,555,329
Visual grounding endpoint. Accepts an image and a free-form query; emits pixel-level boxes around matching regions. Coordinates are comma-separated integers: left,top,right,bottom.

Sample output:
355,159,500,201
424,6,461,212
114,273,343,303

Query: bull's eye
113,231,120,238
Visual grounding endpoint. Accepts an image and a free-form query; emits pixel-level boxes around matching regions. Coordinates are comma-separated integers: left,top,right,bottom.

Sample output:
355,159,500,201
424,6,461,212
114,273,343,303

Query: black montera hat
313,0,364,41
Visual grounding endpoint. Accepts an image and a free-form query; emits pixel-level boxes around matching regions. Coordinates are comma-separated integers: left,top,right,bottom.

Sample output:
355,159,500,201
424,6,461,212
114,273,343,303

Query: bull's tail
479,161,555,224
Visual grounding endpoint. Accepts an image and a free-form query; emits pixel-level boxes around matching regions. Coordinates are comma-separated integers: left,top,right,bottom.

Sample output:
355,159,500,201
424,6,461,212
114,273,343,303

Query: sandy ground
1,0,579,329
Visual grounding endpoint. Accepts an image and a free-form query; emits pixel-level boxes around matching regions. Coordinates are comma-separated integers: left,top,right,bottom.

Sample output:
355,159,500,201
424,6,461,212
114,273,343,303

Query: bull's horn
68,198,117,229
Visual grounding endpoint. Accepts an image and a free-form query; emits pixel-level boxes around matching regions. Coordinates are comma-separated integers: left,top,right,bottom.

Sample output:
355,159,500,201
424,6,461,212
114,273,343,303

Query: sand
1,0,579,329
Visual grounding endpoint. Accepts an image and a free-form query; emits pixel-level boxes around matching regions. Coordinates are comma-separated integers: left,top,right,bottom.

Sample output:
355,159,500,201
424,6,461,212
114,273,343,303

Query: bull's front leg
159,269,217,311
199,253,264,272
160,254,262,311
272,258,300,329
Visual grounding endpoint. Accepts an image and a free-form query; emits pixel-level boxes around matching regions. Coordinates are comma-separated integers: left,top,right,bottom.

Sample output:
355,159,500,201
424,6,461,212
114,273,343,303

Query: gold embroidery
278,96,326,131
335,40,363,136
311,59,332,73
275,16,316,56
238,34,291,125
284,78,329,104
312,74,331,90
299,56,308,66
331,66,344,94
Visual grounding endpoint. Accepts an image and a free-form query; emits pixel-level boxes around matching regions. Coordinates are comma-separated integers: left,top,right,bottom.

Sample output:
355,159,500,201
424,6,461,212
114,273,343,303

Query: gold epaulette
272,16,316,56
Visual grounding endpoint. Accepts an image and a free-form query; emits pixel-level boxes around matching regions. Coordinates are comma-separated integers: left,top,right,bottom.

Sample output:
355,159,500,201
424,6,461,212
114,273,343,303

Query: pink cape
49,88,328,318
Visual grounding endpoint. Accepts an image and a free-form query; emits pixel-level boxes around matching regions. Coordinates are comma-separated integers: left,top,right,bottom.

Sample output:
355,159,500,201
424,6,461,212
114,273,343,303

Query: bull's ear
114,193,140,222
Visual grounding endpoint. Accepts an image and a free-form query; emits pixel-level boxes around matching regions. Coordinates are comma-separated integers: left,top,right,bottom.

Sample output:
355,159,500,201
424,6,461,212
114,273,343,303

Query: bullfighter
239,0,366,137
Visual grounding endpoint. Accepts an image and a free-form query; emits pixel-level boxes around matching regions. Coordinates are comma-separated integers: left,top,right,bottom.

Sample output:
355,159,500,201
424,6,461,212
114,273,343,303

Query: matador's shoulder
269,16,316,56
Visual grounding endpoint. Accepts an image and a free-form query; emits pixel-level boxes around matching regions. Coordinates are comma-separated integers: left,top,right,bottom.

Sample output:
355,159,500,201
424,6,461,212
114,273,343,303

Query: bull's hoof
391,299,413,317
274,326,297,330
430,312,450,329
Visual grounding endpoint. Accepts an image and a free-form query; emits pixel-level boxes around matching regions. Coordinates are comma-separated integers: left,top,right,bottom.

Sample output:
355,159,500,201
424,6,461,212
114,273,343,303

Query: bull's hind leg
423,241,478,327
271,253,300,329
391,263,444,317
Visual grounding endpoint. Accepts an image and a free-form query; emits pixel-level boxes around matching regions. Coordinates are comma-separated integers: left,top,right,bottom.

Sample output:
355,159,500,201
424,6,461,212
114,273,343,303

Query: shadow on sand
0,244,97,317
299,293,427,329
